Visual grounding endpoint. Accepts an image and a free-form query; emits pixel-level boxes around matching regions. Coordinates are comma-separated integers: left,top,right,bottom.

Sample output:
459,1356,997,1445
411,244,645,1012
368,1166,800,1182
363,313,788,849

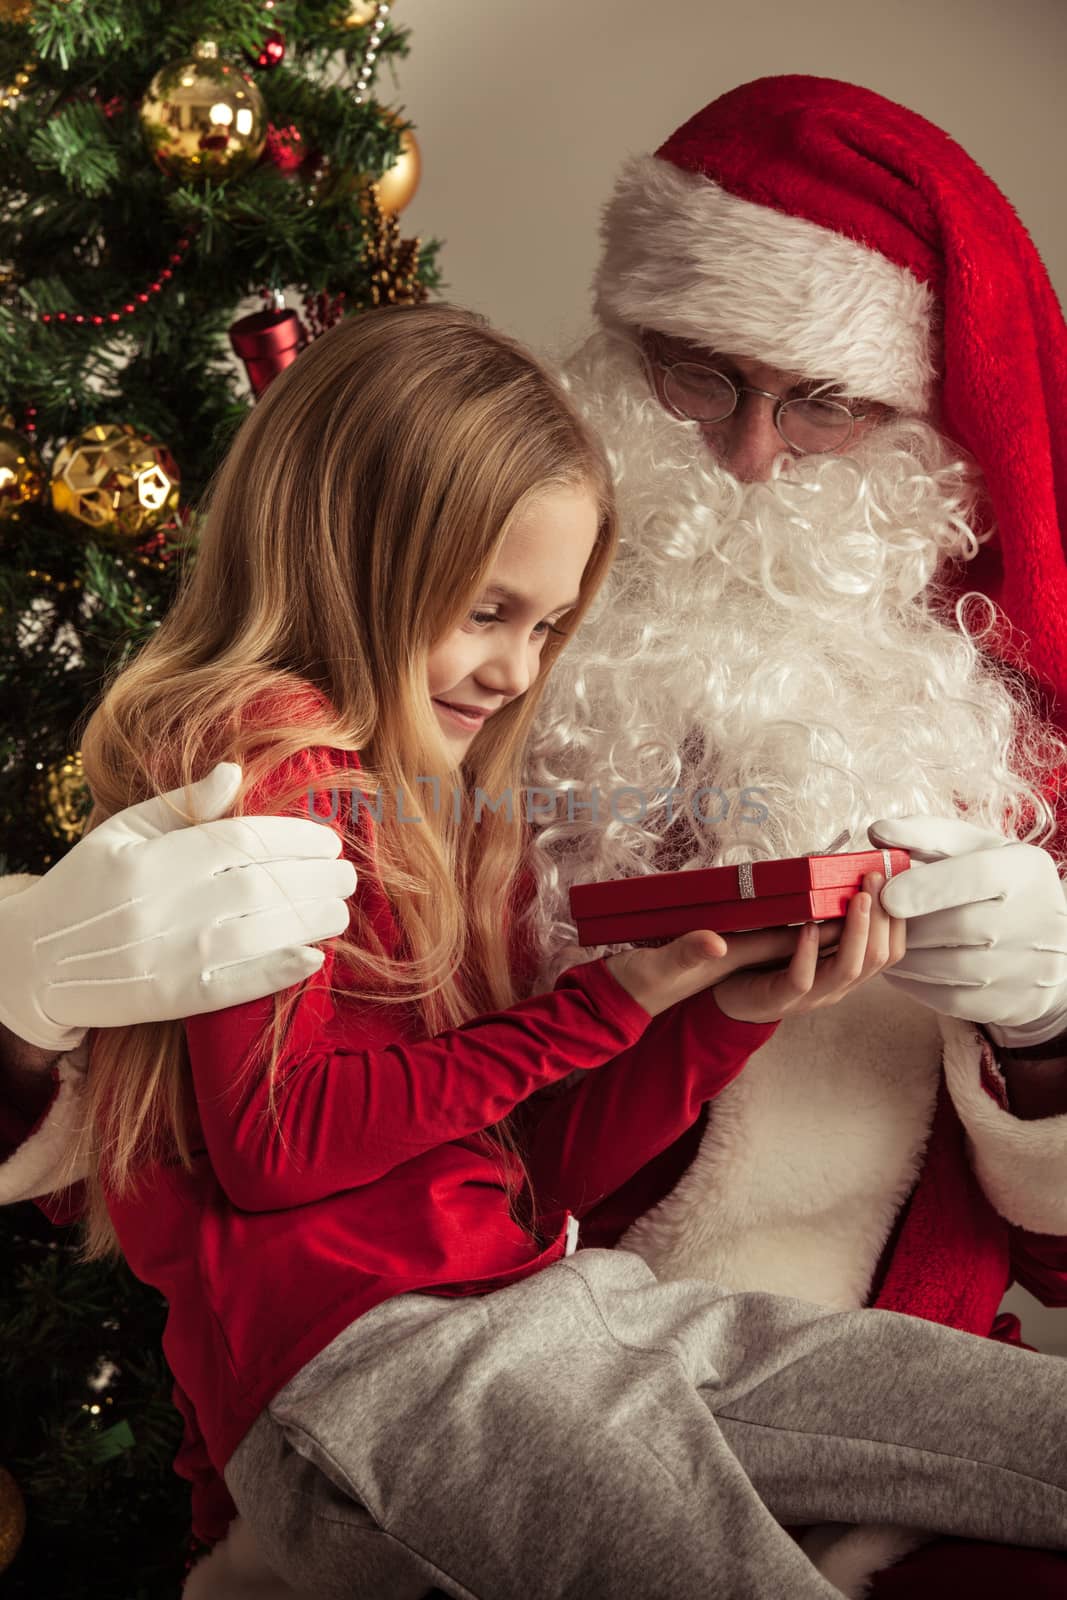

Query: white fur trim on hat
593,155,937,415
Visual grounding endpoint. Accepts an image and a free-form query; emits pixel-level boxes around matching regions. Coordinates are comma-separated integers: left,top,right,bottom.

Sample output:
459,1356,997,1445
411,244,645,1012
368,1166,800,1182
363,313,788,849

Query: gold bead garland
0,60,35,111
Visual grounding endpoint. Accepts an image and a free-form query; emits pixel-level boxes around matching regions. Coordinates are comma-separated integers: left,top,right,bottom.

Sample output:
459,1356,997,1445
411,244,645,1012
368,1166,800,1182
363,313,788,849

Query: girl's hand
605,913,841,1019
604,873,903,1022
712,872,906,1023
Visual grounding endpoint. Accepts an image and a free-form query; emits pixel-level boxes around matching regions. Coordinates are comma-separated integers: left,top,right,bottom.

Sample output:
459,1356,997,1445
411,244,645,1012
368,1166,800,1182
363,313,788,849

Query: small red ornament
255,29,286,69
302,289,347,340
134,516,183,565
263,121,308,178
229,300,308,398
97,92,124,119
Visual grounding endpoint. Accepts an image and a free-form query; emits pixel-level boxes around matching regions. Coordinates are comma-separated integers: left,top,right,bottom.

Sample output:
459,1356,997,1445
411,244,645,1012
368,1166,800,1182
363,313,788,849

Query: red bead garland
39,235,194,328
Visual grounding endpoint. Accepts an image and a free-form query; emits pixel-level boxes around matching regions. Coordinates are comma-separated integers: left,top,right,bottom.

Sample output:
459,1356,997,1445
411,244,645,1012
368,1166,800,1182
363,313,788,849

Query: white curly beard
522,327,1063,989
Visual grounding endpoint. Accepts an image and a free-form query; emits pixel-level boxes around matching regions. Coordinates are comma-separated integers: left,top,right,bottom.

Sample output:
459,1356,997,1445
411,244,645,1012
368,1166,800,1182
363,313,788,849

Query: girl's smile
433,698,493,731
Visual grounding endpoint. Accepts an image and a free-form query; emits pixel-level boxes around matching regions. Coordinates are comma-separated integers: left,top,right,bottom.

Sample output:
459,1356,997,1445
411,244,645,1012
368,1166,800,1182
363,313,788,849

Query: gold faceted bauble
140,39,266,181
43,752,90,845
0,0,33,22
376,125,420,214
0,427,45,523
50,423,180,539
0,1465,26,1575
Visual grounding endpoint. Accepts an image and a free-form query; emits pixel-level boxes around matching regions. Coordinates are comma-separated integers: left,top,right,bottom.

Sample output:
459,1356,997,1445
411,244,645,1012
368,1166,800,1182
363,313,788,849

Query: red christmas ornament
66,86,126,120
229,302,308,398
302,289,347,340
263,121,309,178
254,29,286,69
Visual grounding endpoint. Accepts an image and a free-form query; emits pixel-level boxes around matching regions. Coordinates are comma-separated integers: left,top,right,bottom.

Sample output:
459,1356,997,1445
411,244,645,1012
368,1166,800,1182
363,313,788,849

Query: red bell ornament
229,304,308,398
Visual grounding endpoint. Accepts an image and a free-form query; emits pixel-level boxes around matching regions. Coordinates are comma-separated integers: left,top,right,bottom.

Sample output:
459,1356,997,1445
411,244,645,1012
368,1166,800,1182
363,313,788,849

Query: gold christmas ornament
376,124,420,214
43,752,90,844
340,1,387,25
50,423,180,538
140,40,266,181
317,117,420,215
0,1464,26,1574
0,427,45,522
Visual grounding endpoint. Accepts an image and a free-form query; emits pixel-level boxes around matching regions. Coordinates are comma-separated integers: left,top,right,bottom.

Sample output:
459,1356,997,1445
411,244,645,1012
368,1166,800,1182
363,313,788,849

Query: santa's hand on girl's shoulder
0,761,358,1054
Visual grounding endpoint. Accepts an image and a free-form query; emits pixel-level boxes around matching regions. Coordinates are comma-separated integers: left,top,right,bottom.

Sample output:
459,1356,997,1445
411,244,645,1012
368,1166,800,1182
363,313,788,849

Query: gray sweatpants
223,1247,1067,1600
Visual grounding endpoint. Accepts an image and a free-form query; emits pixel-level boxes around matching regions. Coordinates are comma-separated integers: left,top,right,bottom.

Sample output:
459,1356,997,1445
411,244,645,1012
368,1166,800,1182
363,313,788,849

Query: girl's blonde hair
67,302,618,1259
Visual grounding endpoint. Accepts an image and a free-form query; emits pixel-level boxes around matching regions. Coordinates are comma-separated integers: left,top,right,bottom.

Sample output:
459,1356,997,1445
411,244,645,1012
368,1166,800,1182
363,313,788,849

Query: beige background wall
393,0,1067,1354
397,0,1065,360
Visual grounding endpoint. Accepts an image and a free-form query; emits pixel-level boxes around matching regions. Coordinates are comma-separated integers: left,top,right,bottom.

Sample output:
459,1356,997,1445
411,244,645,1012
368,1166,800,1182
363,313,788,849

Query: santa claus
518,74,1067,1597
2,74,1067,1600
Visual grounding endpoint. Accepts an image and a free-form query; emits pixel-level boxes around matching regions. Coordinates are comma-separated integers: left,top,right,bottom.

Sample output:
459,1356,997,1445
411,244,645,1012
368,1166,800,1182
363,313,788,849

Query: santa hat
594,76,1067,744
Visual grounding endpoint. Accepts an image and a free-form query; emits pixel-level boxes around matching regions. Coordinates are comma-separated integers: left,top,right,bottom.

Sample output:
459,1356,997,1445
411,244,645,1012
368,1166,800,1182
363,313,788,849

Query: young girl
53,304,1067,1599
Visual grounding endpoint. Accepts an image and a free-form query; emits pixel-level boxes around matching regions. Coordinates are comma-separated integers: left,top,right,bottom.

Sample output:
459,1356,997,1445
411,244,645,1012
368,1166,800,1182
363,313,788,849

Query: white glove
867,815,1067,1048
0,762,357,1052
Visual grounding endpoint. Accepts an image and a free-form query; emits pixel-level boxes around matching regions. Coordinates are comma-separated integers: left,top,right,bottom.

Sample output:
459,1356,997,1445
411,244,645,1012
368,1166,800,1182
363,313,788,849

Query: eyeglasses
642,335,875,455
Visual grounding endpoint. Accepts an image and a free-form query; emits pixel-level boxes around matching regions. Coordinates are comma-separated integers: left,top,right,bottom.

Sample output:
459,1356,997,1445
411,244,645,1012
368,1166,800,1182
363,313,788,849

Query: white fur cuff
0,1040,90,1203
801,1521,936,1598
183,1514,300,1599
593,156,936,415
940,1014,1067,1233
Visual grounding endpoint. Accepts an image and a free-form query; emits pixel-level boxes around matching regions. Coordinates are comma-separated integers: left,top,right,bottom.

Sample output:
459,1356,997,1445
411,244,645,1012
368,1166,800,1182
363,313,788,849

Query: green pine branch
29,97,121,197
0,7,443,1582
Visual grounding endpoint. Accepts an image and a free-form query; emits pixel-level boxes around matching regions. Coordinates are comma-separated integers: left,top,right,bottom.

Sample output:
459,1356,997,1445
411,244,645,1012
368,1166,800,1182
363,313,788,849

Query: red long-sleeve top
103,737,782,1509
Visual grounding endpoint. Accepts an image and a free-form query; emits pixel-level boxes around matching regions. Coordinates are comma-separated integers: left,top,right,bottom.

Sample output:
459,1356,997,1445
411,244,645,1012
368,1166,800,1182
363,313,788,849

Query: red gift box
569,848,911,946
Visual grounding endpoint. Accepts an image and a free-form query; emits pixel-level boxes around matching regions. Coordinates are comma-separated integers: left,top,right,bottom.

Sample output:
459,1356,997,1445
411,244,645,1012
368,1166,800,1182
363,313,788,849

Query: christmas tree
0,2,440,1592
